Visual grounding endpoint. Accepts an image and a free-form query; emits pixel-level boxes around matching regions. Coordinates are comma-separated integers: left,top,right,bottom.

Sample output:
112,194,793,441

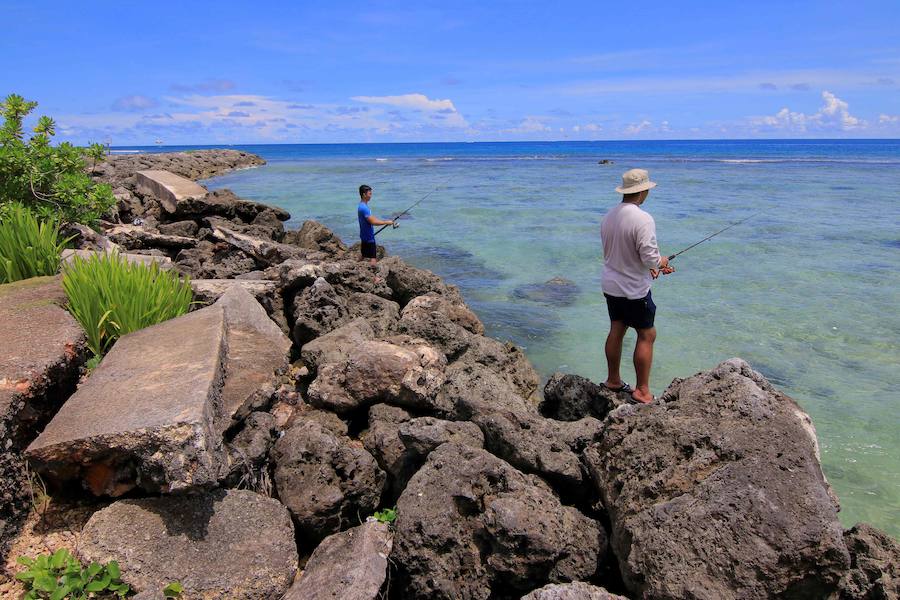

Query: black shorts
604,291,656,330
360,241,377,259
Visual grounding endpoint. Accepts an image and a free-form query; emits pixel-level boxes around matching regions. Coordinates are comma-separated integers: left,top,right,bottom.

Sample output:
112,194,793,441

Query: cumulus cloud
751,90,865,132
624,119,653,134
879,114,900,123
351,93,456,112
112,95,157,112
501,116,551,134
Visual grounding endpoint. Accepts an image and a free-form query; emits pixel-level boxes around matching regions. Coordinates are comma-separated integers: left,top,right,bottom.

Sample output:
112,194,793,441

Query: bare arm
367,215,394,226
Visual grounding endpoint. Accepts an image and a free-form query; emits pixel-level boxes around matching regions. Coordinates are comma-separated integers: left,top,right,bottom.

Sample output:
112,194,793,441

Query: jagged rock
307,340,446,415
348,241,386,260
283,220,348,256
291,277,350,346
174,241,259,279
436,361,536,420
211,223,301,266
512,277,580,306
344,291,401,336
223,411,276,486
77,489,297,599
540,372,619,421
520,583,628,600
838,523,900,599
380,255,463,306
396,293,485,360
362,405,484,502
322,260,395,299
1,276,88,451
61,248,173,270
173,188,289,222
215,286,291,428
135,170,208,213
191,278,287,334
271,419,385,541
584,358,850,599
105,223,196,250
283,520,392,600
158,219,199,237
473,410,601,496
62,223,120,252
269,257,328,293
456,335,542,405
26,305,228,496
394,443,606,599
405,292,484,335
300,318,375,374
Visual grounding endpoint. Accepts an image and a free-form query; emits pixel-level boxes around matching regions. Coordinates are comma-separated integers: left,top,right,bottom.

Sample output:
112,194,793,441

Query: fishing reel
392,220,400,229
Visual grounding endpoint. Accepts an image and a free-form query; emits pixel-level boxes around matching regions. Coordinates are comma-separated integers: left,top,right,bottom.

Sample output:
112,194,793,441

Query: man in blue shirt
357,184,395,266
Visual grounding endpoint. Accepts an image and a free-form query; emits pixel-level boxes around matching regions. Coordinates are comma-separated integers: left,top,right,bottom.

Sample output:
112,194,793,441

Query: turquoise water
131,140,898,536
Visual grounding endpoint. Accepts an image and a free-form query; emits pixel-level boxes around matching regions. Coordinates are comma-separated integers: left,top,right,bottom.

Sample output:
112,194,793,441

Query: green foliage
162,582,184,598
0,93,114,225
372,507,397,524
15,548,130,599
62,252,193,357
0,202,71,283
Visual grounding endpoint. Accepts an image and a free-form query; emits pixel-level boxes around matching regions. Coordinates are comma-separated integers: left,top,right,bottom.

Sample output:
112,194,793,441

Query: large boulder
300,318,375,374
172,188,288,222
520,583,629,600
584,358,850,599
211,222,301,266
271,418,385,541
291,277,350,346
174,240,259,279
283,220,348,256
394,443,606,599
77,489,297,599
26,304,228,496
838,523,899,599
283,520,392,600
307,339,446,415
380,256,463,306
104,223,196,250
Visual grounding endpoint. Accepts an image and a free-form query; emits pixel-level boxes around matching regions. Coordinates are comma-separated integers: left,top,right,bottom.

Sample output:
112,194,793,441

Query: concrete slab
61,249,173,270
215,286,291,430
0,276,87,451
26,304,227,496
190,279,276,305
135,169,208,213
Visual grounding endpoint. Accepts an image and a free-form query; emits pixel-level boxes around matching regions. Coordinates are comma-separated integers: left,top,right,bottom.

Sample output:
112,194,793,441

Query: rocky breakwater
4,151,896,599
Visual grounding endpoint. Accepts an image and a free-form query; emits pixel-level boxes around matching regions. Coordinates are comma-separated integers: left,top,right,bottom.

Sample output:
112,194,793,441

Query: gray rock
361,404,413,501
456,335,542,405
272,419,385,541
380,255,463,306
322,260,395,299
394,443,605,599
174,241,259,279
223,411,276,487
291,277,350,346
398,416,484,458
215,285,291,428
283,520,392,600
77,489,297,599
584,358,850,599
173,188,288,222
283,220,348,257
307,339,446,415
26,305,228,496
105,223,197,250
270,257,328,294
158,219,199,237
300,318,375,375
61,248,173,270
520,583,628,600
838,523,899,599
345,291,401,337
211,223,301,266
540,372,618,421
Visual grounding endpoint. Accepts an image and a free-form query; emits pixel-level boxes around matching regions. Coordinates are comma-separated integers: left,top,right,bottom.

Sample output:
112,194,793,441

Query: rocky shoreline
1,150,896,599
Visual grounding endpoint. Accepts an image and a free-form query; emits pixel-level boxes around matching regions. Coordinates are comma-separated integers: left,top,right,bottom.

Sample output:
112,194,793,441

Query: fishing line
373,176,453,236
667,210,766,261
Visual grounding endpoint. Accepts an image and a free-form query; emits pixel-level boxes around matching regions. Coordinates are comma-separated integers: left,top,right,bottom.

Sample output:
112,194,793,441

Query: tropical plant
372,507,398,524
62,252,193,358
0,202,70,283
15,548,130,599
0,93,114,225
162,582,184,598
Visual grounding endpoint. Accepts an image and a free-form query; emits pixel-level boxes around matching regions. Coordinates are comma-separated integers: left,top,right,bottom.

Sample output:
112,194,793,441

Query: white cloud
624,119,653,134
351,93,455,112
750,90,865,132
112,95,157,112
501,116,551,134
879,114,900,123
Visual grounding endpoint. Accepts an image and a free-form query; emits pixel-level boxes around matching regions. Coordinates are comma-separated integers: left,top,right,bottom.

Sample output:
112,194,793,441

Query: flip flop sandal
601,382,633,394
627,393,656,405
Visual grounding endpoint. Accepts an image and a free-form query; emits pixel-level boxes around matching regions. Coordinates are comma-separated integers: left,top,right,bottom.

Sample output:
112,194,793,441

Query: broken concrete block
135,169,208,213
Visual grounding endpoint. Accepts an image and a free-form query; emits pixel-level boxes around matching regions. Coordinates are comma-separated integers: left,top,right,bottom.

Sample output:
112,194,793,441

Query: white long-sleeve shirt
601,202,662,299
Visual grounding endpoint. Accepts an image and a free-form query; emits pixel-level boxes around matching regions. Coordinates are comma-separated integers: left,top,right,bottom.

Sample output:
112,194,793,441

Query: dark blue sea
116,140,900,535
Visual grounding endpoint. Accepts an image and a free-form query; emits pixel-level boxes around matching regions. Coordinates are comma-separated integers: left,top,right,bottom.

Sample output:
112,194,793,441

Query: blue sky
3,0,899,144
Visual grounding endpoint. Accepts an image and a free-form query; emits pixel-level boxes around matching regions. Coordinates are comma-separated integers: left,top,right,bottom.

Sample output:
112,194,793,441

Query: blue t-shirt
358,202,375,242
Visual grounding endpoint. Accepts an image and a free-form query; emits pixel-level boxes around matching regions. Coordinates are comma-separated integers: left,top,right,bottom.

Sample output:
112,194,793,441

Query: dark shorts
360,241,377,259
604,291,656,330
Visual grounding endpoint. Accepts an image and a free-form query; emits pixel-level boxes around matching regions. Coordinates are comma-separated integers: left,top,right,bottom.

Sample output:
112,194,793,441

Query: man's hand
651,256,675,279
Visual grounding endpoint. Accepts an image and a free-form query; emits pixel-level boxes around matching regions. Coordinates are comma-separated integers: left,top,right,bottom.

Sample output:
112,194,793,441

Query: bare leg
631,326,657,403
603,320,628,389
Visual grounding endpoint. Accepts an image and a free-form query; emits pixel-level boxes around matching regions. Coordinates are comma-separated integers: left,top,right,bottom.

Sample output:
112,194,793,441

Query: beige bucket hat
615,168,657,194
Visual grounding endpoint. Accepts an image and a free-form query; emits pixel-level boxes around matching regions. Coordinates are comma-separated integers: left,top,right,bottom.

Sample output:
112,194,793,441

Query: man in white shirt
600,168,674,403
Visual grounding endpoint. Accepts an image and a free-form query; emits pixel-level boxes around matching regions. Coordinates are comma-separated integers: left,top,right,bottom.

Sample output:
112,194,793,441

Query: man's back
601,202,659,299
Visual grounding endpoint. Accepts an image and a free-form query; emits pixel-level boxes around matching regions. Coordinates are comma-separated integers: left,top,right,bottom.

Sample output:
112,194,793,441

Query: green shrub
372,507,397,524
16,548,130,599
62,252,193,357
0,93,114,225
0,202,70,283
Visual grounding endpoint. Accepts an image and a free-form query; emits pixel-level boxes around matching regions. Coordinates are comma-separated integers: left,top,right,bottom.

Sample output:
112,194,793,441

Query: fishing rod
667,210,765,261
374,177,452,236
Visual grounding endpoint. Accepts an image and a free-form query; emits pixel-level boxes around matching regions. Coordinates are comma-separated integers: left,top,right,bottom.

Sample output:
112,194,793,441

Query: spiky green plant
0,202,70,283
62,252,193,357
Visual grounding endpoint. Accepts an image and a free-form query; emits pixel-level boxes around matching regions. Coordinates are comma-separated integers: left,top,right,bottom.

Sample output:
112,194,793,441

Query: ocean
119,140,900,536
